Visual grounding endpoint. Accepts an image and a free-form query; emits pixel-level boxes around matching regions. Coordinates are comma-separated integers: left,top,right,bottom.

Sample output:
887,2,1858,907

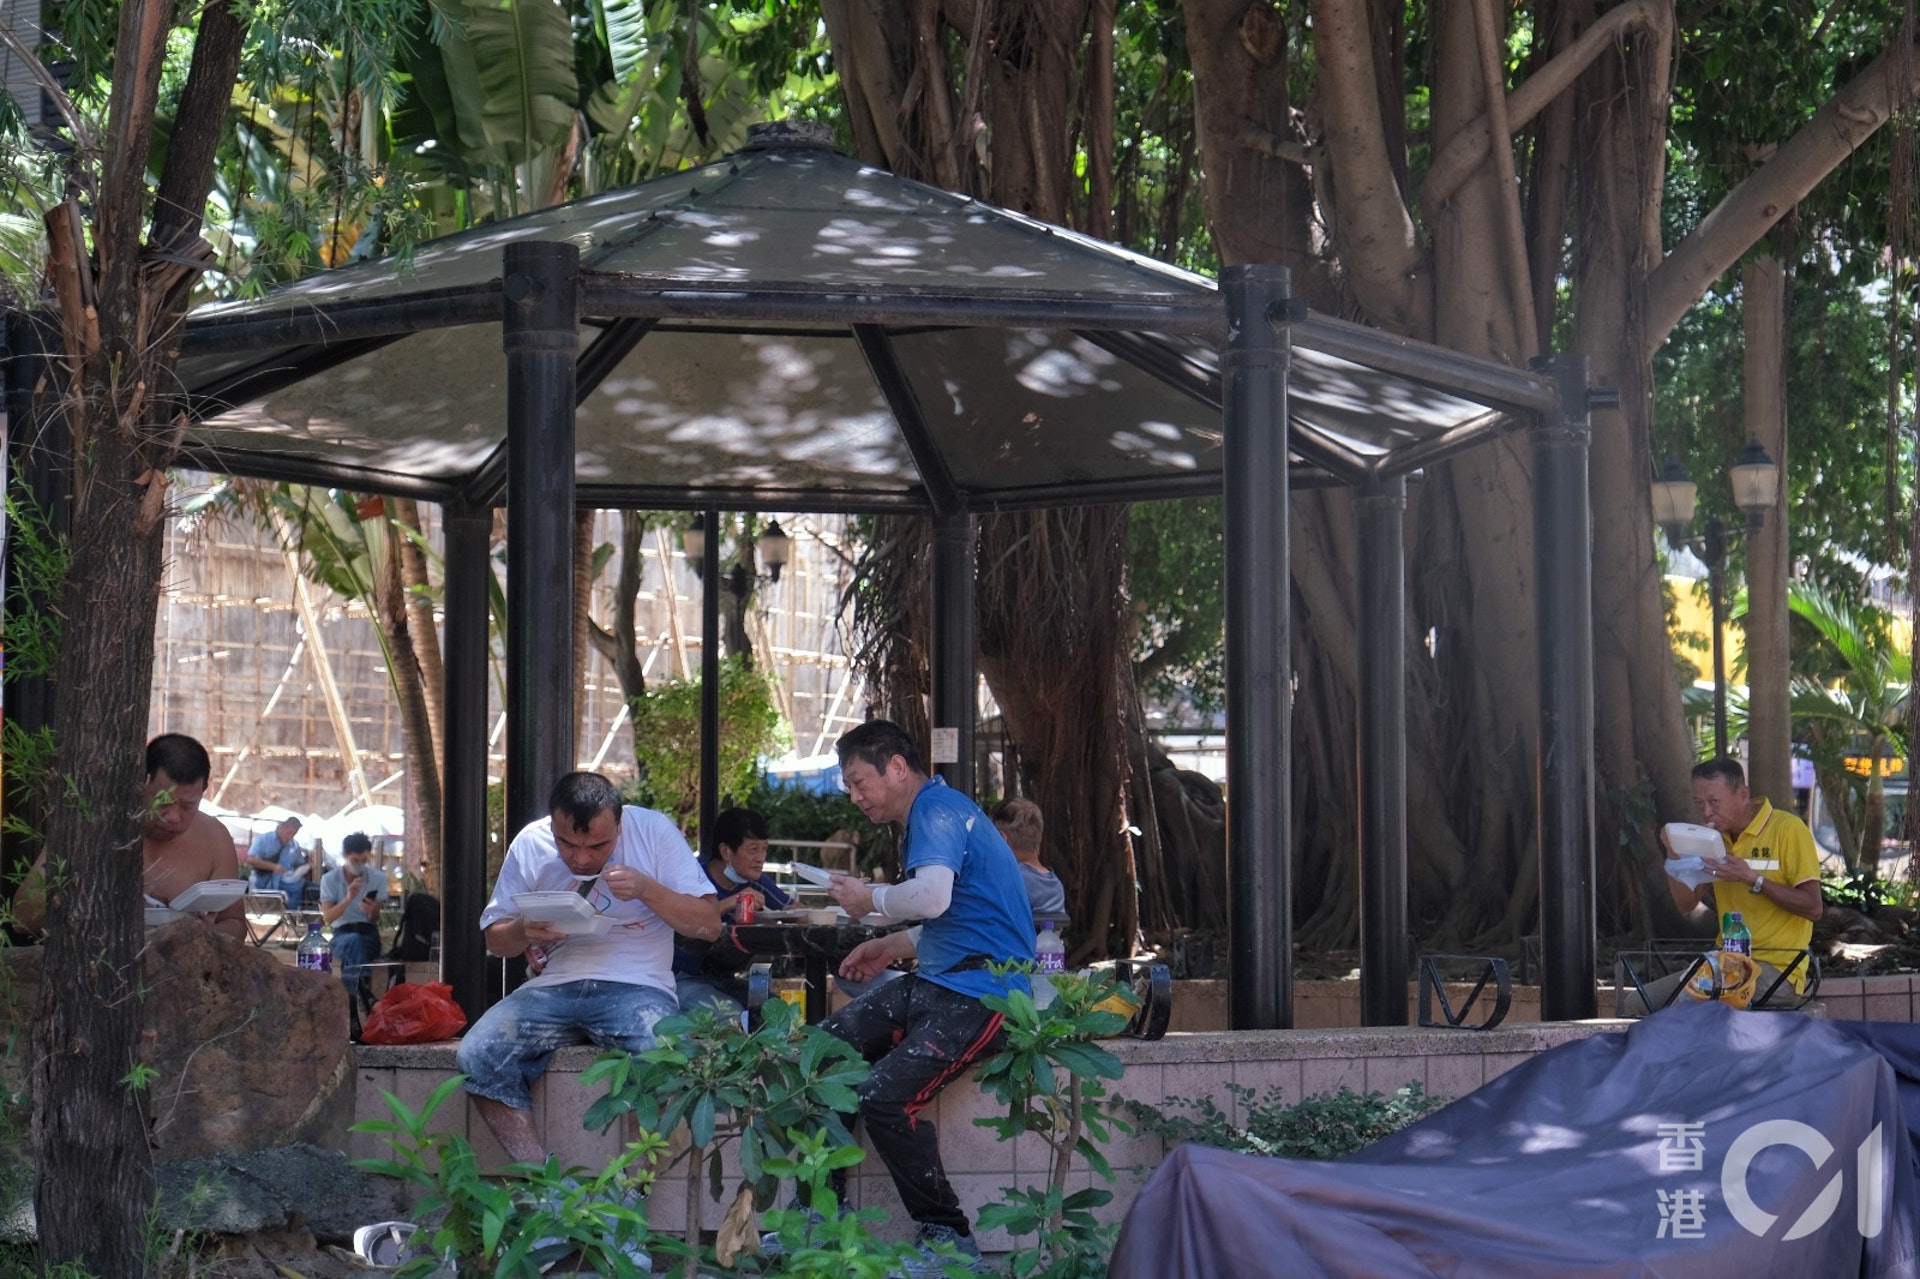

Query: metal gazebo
121,123,1603,1026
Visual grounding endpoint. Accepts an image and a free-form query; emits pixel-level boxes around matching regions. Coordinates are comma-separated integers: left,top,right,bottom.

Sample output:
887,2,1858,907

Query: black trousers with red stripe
819,972,1007,1233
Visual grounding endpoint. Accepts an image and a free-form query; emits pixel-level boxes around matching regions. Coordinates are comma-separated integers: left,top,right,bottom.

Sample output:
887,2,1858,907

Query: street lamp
1651,442,1780,757
756,521,793,583
682,514,793,585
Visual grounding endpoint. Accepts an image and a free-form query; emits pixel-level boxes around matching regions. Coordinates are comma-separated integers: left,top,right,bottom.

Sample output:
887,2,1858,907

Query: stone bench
352,1019,1629,1250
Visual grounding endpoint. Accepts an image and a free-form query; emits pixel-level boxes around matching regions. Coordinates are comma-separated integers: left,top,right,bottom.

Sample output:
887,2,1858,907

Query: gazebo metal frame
12,126,1608,1027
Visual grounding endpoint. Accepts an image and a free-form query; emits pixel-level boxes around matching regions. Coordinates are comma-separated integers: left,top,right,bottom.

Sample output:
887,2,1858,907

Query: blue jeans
330,924,382,999
456,979,679,1111
675,973,749,1016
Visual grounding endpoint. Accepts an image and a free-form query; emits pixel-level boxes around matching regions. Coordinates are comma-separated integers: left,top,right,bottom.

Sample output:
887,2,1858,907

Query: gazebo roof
177,126,1553,512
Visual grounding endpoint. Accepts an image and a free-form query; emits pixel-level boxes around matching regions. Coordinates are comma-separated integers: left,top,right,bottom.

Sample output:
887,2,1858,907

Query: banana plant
1786,582,1911,878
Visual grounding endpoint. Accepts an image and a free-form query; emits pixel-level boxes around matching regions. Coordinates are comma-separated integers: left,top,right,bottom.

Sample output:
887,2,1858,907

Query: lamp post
1652,442,1781,759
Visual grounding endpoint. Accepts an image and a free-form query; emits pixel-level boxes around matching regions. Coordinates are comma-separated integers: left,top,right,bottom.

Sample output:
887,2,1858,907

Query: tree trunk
32,0,244,1268
1179,0,1331,302
1862,742,1887,881
1742,254,1793,806
392,497,446,768
371,526,444,892
1564,0,1693,939
588,510,652,772
824,0,1139,956
31,444,165,1277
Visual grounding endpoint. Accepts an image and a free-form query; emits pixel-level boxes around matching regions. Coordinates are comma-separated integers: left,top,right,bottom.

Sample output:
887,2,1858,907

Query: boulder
153,1143,415,1242
3,917,354,1161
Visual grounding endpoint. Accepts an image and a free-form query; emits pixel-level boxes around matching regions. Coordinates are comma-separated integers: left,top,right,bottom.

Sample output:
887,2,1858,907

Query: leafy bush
627,657,792,833
1821,869,1917,912
973,969,1138,1279
1119,1081,1446,1163
354,1076,664,1277
582,998,870,1278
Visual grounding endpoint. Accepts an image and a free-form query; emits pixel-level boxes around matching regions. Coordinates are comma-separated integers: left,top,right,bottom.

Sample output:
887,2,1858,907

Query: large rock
4,918,354,1161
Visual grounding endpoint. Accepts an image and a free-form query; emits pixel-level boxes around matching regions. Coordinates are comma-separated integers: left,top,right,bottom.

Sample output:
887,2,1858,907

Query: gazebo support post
1222,265,1293,1031
1357,475,1408,1026
1530,354,1598,1021
930,509,976,794
503,242,580,838
700,508,721,856
441,500,494,1018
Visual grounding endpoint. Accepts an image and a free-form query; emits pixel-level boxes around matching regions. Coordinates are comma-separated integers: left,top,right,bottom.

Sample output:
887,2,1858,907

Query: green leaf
460,0,581,167
690,1092,717,1148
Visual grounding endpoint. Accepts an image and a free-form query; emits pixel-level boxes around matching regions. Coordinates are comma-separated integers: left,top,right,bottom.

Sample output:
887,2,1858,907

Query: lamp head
1730,439,1778,531
1651,457,1697,548
756,520,792,584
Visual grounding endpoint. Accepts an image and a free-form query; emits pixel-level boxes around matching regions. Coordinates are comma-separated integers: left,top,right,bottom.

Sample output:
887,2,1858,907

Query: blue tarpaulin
1110,1002,1920,1278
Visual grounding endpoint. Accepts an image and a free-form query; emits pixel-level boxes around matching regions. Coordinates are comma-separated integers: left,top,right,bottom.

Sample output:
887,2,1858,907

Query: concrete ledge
351,1019,1632,1251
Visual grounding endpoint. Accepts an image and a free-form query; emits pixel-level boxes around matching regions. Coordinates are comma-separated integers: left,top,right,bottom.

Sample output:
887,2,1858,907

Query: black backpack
387,892,441,963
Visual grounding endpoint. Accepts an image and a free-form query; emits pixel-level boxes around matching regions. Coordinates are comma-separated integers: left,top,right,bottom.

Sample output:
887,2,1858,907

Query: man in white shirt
456,772,722,1163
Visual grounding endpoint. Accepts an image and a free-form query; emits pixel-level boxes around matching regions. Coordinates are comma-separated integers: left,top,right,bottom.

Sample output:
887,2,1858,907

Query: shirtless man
11,733,246,941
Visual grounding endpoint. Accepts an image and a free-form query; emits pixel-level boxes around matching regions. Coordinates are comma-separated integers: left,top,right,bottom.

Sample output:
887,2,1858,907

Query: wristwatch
1748,877,1766,895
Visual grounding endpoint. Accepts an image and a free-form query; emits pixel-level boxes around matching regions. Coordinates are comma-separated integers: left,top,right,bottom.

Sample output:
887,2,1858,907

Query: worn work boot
895,1222,992,1277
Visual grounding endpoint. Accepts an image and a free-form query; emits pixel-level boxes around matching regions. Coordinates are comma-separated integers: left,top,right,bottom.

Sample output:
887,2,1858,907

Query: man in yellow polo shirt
1655,756,1822,1008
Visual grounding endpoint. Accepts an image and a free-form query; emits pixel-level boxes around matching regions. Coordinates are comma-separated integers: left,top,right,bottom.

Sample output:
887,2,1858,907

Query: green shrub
627,657,792,833
1120,1081,1446,1163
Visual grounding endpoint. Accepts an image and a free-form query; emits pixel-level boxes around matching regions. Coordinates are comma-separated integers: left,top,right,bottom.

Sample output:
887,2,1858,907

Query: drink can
735,892,757,924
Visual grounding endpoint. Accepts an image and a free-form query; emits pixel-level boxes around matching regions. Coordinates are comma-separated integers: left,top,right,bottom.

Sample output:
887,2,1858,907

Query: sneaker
895,1223,991,1277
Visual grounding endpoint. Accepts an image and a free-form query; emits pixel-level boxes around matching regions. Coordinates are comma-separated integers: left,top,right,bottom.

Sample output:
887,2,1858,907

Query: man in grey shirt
990,798,1066,916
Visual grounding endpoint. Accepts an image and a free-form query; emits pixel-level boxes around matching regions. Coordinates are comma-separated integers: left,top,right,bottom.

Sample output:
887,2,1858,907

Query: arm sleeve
643,815,718,898
318,870,342,906
1782,820,1820,886
872,865,955,921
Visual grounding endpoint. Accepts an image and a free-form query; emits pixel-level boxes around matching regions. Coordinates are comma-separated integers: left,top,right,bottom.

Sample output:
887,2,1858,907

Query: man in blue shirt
244,815,306,899
822,719,1033,1274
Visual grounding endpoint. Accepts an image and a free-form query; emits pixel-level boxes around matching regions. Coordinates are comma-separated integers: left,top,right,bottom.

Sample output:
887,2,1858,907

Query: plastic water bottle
297,920,331,973
1032,920,1066,1008
1720,911,1752,957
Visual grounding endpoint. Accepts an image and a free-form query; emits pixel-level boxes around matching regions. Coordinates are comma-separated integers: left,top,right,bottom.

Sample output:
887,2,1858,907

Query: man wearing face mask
672,806,793,1013
319,832,387,1007
456,772,723,1163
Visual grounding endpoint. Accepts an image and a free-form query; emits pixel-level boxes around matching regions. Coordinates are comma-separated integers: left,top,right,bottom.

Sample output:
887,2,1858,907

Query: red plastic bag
361,981,467,1045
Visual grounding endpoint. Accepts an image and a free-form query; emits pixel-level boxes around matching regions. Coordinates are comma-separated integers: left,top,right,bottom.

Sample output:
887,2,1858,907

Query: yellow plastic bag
1684,950,1759,1010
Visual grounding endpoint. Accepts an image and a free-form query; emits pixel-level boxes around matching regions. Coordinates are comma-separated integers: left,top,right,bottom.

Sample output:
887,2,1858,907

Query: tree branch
1644,33,1920,354
1421,0,1664,219
1309,0,1428,332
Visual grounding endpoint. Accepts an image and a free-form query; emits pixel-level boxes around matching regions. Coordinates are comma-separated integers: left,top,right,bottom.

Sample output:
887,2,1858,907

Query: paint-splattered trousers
456,977,678,1111
820,974,1008,1233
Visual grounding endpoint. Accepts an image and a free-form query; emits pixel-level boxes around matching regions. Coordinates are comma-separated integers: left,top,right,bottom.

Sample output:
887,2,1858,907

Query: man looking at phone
319,832,387,1006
